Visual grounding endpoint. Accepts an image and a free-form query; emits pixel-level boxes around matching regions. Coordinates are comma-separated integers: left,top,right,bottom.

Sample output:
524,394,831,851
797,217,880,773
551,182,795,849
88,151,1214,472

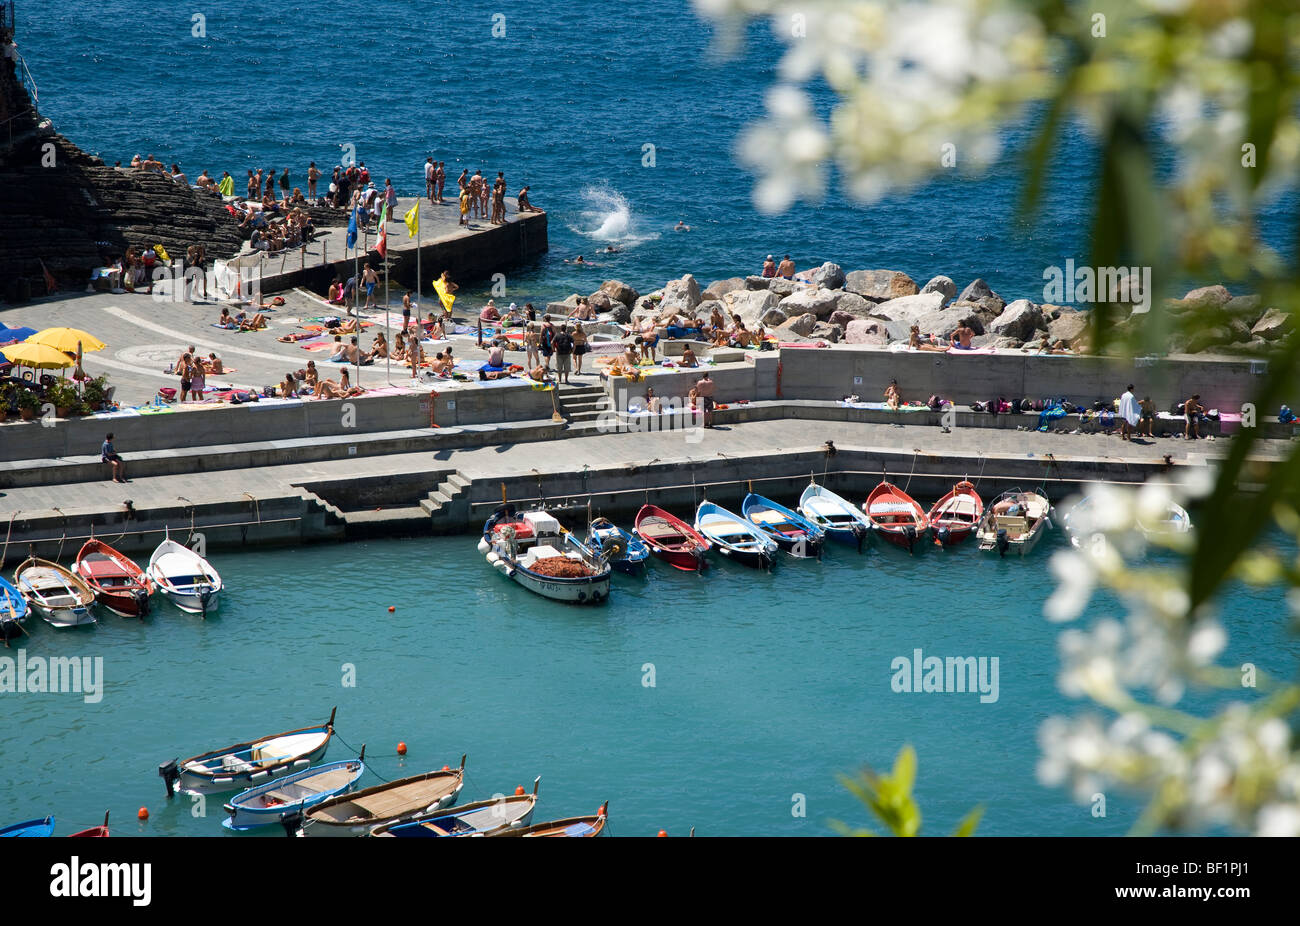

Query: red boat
633,505,710,571
927,481,984,547
863,481,930,552
73,540,153,617
70,811,110,837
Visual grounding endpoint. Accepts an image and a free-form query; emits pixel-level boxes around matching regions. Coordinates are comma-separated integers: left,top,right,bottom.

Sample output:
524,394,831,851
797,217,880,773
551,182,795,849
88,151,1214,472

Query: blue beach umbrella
0,323,38,345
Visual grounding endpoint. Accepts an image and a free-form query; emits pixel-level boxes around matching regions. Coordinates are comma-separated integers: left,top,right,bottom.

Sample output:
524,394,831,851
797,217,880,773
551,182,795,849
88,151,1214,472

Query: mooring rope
2,511,14,565
972,452,989,489
243,493,261,525
902,450,919,494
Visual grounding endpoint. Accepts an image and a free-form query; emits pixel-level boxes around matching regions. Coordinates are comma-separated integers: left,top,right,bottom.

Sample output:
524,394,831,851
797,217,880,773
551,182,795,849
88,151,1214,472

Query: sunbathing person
909,325,948,351
217,308,239,329
680,345,699,367
202,352,225,374
316,369,364,399
885,379,902,411
527,365,549,383
236,311,268,330
364,332,388,362
429,352,454,375
406,337,425,368
279,372,299,397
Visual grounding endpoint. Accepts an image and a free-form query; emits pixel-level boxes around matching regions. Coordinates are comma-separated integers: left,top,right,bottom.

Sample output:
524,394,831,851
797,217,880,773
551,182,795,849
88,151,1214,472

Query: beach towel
1037,405,1067,431
1118,391,1141,427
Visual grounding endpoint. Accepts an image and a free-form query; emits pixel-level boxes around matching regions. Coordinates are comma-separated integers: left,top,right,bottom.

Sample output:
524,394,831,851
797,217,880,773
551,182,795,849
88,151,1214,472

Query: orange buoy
442,765,450,771
657,829,668,837
514,785,526,796
397,741,407,756
137,807,149,821
388,606,395,612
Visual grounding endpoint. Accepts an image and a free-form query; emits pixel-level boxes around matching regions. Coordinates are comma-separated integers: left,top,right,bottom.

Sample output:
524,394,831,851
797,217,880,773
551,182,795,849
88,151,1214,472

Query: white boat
147,538,223,614
13,558,96,628
976,489,1053,556
1138,502,1193,538
798,482,871,548
479,507,611,604
1063,495,1092,549
223,758,364,830
694,500,777,569
296,756,467,837
370,778,541,837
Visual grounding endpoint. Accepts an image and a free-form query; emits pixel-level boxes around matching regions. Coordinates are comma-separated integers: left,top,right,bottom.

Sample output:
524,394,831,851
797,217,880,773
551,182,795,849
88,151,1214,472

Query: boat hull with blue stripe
741,494,825,558
223,758,364,830
694,501,777,569
585,518,650,575
370,778,541,837
1,816,54,837
799,483,870,548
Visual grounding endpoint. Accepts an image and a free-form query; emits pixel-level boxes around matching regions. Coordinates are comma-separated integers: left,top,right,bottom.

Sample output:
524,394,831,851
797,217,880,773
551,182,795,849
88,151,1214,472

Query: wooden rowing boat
224,758,365,830
742,493,825,558
370,778,541,837
634,504,710,571
13,558,95,627
863,481,929,552
0,816,54,837
694,500,777,569
158,707,337,796
73,539,153,617
296,756,467,837
490,802,609,838
976,488,1053,556
147,538,222,615
69,811,111,838
799,481,870,549
927,481,984,547
480,506,612,604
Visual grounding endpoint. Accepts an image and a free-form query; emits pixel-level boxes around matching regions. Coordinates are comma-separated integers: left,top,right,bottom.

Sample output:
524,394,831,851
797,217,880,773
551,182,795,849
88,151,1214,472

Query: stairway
556,384,609,426
420,470,473,531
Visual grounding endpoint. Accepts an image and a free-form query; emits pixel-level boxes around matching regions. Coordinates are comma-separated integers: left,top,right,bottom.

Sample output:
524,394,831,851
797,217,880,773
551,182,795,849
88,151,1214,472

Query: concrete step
567,410,608,424
341,506,430,538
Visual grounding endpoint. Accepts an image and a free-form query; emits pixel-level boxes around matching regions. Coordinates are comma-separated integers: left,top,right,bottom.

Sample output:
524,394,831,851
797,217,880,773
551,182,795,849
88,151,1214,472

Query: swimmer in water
675,220,690,232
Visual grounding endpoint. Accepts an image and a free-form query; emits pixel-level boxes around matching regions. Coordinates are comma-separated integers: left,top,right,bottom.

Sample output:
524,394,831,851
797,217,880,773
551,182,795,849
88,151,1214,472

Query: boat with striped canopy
741,493,824,559
370,778,541,837
694,500,777,569
863,481,929,552
295,756,467,837
799,481,871,548
74,540,153,617
13,558,95,627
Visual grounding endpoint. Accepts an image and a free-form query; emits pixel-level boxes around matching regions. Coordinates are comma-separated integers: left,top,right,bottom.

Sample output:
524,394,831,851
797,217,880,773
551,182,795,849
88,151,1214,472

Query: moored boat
73,540,153,617
370,778,541,837
742,493,825,559
147,538,222,615
586,517,650,575
976,488,1054,556
694,500,777,569
224,758,365,830
863,481,930,553
1062,495,1092,549
479,506,611,604
0,576,31,642
1137,502,1193,538
13,558,95,627
927,481,984,547
634,504,710,572
799,481,871,549
70,812,111,838
0,816,54,837
294,756,467,837
158,707,338,796
490,802,609,838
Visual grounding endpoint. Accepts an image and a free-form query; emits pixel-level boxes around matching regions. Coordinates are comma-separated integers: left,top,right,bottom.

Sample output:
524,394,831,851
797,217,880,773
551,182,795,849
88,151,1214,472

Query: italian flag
375,202,388,258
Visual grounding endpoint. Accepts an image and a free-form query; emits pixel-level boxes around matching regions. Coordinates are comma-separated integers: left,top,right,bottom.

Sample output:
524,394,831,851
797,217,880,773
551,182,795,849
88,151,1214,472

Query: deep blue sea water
6,0,1298,837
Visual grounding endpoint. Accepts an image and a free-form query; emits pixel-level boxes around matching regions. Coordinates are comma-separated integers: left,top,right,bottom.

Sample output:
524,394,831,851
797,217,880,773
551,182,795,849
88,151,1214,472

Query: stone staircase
420,471,473,531
556,384,609,426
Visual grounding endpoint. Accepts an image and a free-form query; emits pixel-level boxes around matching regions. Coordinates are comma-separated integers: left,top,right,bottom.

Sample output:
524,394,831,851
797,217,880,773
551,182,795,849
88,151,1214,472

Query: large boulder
702,277,747,301
768,278,799,298
987,299,1043,340
1186,325,1232,353
828,310,856,328
544,295,581,318
920,275,957,306
599,279,639,307
832,291,874,319
844,269,919,301
1251,307,1291,341
779,313,818,337
915,306,984,340
721,288,780,328
843,318,890,346
808,261,846,290
944,299,1000,326
587,290,614,312
972,333,1024,350
779,287,841,319
761,307,789,327
659,274,702,315
1182,284,1232,308
745,275,772,290
1225,294,1261,317
957,279,1006,314
870,291,948,326
1046,306,1089,345
608,301,632,324
812,322,843,343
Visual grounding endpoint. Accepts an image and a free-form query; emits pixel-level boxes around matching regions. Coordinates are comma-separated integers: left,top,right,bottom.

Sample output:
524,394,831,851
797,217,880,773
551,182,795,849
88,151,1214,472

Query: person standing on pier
492,173,506,224
426,158,436,203
436,161,446,203
362,263,379,310
279,168,291,200
695,372,717,428
308,162,320,200
553,324,574,384
247,169,258,200
459,184,471,226
384,177,398,217
1118,384,1140,441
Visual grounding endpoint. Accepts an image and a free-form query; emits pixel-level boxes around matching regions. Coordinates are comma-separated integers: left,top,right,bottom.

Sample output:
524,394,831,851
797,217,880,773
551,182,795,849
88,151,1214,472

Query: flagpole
353,205,360,390
384,203,391,386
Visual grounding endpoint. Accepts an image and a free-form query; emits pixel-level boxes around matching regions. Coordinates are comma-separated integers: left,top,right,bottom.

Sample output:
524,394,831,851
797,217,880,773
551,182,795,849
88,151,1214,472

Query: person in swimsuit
177,353,194,402
681,345,699,368
362,264,378,310
571,324,589,375
909,325,948,352
524,323,541,370
885,379,901,411
950,322,975,350
1184,394,1203,440
459,186,471,226
777,255,795,279
280,372,299,398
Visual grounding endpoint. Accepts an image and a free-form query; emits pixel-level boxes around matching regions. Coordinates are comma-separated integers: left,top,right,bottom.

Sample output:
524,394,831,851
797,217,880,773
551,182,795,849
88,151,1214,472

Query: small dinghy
370,779,541,837
0,576,31,643
799,481,871,549
0,816,54,837
694,500,777,569
13,558,95,627
1062,495,1092,549
863,481,929,553
70,812,111,838
977,488,1053,556
634,504,710,572
147,537,222,615
480,507,611,604
74,540,153,617
224,757,365,830
490,802,609,838
158,707,337,796
1137,502,1193,538
741,493,825,558
586,518,650,575
295,756,467,837
927,481,984,547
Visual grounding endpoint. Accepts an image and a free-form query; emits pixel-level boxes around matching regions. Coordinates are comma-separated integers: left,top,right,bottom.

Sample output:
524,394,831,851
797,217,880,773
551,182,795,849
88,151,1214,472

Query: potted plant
82,375,109,411
0,384,11,423
15,387,40,421
47,380,77,418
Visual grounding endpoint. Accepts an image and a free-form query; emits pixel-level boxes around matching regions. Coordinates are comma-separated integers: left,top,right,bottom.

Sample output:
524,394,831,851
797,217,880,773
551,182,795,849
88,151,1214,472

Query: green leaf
892,744,917,794
952,805,985,837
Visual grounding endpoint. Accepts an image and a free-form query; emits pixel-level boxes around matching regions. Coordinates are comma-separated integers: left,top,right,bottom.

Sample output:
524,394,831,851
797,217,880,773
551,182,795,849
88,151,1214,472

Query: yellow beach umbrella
26,327,107,353
1,341,75,368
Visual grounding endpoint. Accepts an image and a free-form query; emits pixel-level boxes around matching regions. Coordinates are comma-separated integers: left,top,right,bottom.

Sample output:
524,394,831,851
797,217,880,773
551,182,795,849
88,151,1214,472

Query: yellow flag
433,278,455,314
404,203,419,238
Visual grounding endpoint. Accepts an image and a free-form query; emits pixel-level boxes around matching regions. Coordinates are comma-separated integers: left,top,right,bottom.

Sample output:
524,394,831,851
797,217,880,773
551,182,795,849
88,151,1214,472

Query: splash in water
568,187,660,245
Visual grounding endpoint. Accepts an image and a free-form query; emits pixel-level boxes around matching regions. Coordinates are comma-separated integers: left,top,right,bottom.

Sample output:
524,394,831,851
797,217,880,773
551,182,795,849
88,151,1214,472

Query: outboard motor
853,523,866,553
935,526,950,547
279,809,305,837
904,525,916,554
158,759,180,798
198,588,213,617
134,587,150,616
996,528,1010,557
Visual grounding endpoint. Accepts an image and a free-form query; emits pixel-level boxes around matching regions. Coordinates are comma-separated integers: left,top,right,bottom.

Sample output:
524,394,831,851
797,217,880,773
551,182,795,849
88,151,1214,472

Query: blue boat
798,482,871,549
694,501,777,569
741,494,825,559
0,576,31,641
371,783,540,838
1,816,54,837
223,758,365,830
586,518,650,574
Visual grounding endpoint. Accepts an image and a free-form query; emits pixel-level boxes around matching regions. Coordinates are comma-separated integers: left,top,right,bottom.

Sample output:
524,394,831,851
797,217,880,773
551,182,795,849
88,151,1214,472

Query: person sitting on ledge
517,185,537,212
316,369,364,400
909,325,948,352
296,360,319,394
761,255,777,278
1031,336,1071,355
680,344,699,368
950,321,975,350
570,298,596,322
479,300,501,322
364,332,388,363
885,379,902,411
429,351,454,376
279,372,299,398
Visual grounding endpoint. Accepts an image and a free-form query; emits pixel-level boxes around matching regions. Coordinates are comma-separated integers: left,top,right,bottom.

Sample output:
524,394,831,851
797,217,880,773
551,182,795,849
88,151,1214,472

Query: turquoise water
1,520,1293,837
